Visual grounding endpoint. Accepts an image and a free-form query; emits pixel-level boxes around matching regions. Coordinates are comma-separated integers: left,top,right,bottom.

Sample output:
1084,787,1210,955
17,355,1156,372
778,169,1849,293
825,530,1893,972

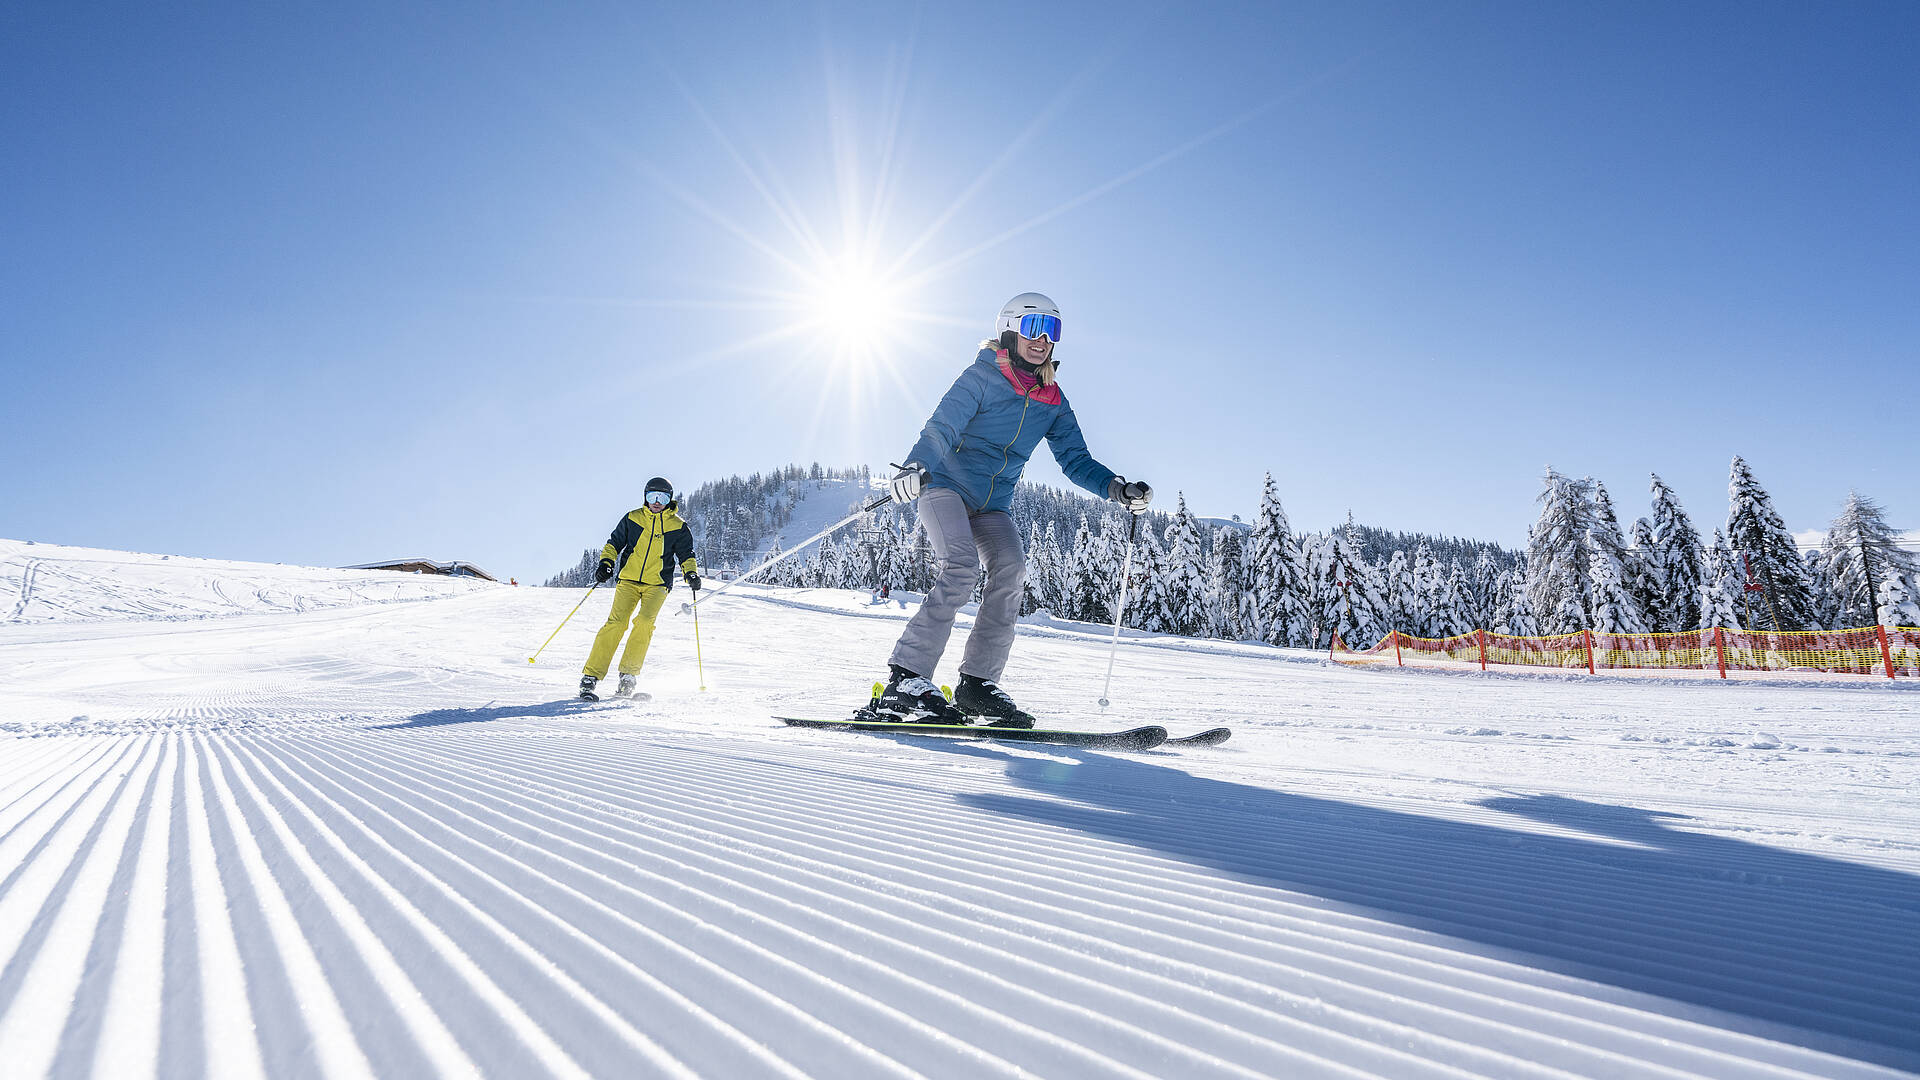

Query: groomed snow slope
2,539,490,624
2,541,1918,1079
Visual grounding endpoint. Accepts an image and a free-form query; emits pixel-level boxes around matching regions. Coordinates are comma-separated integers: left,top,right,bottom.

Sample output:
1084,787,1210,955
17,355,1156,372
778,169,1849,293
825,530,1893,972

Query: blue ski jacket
903,344,1118,515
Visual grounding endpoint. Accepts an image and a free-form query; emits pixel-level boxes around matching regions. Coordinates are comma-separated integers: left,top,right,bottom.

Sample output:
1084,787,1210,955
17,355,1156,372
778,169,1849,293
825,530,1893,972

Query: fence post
1393,630,1403,667
1583,628,1596,675
1879,624,1896,680
1713,627,1727,679
1477,628,1488,671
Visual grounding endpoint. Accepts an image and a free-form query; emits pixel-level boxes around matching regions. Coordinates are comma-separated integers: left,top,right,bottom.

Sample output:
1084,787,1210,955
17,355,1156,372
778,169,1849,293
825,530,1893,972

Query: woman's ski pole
678,492,894,615
528,581,599,664
1098,511,1143,708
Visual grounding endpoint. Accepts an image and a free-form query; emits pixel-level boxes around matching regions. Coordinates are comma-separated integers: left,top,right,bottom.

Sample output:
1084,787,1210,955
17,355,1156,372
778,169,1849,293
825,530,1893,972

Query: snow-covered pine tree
1698,529,1743,630
1492,560,1541,636
1823,490,1920,628
830,534,856,588
1039,522,1067,614
1588,534,1649,634
1130,524,1172,633
907,522,936,593
1409,542,1443,637
1021,521,1050,615
1725,456,1821,630
1527,469,1596,631
1064,515,1104,623
1435,559,1472,637
1803,547,1842,630
1208,525,1251,639
1647,474,1704,631
1469,549,1501,632
1161,495,1211,636
1627,518,1664,627
1591,482,1628,553
1589,481,1650,631
757,538,788,586
1311,516,1390,650
1102,513,1143,626
832,534,857,588
847,528,880,590
543,549,600,588
1488,566,1518,635
1297,533,1329,648
1246,473,1310,646
1877,572,1920,628
1382,550,1416,640
1538,558,1589,636
884,520,915,591
799,536,829,588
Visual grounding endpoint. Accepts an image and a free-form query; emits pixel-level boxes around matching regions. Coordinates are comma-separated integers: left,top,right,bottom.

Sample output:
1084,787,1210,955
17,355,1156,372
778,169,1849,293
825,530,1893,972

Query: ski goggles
1016,313,1061,342
644,490,671,507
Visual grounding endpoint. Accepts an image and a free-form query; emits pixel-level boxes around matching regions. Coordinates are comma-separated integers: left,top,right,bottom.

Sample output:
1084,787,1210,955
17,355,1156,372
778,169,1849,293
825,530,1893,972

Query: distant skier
877,293,1152,726
580,477,700,700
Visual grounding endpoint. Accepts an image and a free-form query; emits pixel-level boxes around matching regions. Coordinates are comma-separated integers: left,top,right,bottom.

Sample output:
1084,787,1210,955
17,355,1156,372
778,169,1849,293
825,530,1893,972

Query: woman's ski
776,715,1231,750
776,715,1168,751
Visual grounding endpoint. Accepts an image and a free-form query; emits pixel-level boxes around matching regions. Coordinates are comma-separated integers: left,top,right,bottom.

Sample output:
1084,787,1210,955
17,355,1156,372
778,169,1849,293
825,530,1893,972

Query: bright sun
805,255,904,362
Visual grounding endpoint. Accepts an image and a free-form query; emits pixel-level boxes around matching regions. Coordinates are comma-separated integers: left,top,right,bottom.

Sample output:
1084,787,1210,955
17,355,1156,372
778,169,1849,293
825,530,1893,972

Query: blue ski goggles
1017,313,1061,342
644,490,670,507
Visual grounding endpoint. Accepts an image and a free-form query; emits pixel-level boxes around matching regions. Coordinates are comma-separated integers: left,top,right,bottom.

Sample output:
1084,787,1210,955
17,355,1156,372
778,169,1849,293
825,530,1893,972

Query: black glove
595,558,615,584
684,571,701,592
1108,477,1153,512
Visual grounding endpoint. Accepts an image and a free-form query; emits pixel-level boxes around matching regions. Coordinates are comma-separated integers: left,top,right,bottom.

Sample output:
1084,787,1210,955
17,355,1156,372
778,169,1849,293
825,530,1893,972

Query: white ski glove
1108,477,1153,512
890,462,929,503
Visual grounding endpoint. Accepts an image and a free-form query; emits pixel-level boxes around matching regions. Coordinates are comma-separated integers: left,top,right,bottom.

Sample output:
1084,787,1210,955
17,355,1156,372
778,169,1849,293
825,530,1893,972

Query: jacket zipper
630,512,663,586
982,387,1035,510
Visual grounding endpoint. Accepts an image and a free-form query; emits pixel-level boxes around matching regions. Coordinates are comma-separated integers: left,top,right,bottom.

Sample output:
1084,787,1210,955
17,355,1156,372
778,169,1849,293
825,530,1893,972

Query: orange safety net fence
1332,626,1920,680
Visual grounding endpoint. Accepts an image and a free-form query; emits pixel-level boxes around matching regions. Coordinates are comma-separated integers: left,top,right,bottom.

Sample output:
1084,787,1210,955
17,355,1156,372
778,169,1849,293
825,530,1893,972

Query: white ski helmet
995,292,1061,343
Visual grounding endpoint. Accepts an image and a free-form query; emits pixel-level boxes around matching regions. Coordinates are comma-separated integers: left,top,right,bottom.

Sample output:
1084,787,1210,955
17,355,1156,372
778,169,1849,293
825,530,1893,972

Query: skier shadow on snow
934,743,1920,1072
372,699,620,730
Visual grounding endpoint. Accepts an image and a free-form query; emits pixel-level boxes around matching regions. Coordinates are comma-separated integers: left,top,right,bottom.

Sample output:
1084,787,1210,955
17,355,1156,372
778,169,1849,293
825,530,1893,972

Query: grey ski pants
889,486,1026,683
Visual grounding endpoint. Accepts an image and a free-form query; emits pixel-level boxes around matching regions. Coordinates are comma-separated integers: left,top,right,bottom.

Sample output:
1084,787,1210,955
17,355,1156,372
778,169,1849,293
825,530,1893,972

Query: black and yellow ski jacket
601,504,698,589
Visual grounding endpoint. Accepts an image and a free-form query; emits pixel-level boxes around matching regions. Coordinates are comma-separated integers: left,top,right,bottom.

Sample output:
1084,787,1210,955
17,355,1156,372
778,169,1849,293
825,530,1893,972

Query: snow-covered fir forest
550,458,1920,649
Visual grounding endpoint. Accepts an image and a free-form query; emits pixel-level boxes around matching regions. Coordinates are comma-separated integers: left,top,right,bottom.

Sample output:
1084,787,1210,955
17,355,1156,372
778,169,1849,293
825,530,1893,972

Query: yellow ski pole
528,582,599,664
689,582,707,691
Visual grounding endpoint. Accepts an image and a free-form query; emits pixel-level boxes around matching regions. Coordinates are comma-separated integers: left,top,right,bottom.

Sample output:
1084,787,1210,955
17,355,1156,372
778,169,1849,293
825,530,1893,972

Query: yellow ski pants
584,582,669,678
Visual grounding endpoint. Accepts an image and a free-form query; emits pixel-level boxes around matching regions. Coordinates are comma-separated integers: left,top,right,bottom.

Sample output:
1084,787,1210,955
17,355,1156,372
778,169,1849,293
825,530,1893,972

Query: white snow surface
1,539,490,624
2,540,1918,1079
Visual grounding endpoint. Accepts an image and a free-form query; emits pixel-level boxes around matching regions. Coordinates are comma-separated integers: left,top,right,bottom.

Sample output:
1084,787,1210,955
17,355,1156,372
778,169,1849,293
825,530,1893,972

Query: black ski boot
953,674,1037,729
578,674,600,701
872,666,968,724
614,674,638,699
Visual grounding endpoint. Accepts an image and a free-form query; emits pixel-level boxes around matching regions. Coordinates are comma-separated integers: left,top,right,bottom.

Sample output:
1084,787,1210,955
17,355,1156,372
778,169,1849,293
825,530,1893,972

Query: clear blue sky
5,2,1916,580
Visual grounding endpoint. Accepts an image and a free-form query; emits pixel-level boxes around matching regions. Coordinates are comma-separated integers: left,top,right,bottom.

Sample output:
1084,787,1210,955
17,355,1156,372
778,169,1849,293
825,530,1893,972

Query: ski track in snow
2,540,1919,1078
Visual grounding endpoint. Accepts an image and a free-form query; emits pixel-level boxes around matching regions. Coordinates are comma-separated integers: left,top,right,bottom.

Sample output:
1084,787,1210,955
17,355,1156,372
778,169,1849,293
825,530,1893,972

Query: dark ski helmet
643,477,674,509
645,477,673,496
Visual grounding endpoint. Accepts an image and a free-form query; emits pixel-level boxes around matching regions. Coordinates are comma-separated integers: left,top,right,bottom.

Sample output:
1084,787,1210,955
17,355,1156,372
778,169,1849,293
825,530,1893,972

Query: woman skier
877,293,1152,726
580,477,700,700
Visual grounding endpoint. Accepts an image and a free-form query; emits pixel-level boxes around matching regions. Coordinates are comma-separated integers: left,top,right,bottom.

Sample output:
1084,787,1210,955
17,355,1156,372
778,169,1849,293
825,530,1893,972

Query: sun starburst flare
558,33,1311,443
